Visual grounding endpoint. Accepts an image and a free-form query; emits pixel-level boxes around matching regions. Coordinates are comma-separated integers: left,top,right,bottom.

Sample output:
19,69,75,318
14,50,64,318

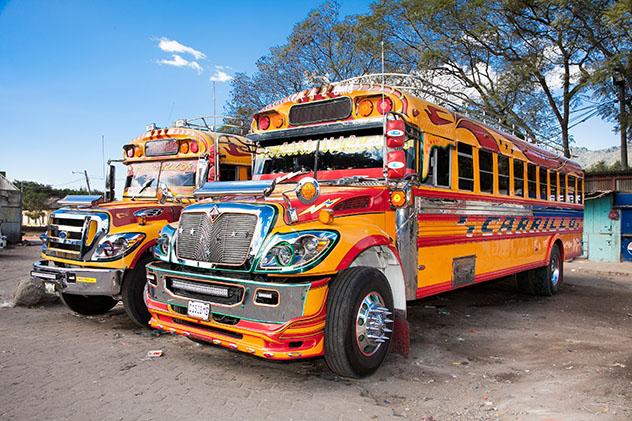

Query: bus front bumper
145,262,329,360
31,259,123,296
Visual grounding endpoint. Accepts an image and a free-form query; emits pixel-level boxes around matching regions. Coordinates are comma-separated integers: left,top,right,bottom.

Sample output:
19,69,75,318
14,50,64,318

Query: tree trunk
618,79,629,169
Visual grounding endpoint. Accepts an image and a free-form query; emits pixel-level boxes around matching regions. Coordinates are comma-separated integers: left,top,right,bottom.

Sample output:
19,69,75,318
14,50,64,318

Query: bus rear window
457,143,474,191
568,175,577,203
550,172,558,201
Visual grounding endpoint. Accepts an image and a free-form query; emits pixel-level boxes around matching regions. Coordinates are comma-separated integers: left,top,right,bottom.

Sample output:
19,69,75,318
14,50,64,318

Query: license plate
31,271,57,280
187,301,210,320
43,282,57,295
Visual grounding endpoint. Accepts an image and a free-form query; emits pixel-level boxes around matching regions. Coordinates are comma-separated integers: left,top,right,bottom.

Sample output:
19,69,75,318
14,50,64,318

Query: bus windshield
254,134,414,178
124,160,197,198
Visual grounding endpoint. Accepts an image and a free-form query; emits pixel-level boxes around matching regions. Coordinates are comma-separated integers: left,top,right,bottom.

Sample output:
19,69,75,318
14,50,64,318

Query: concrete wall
0,189,22,243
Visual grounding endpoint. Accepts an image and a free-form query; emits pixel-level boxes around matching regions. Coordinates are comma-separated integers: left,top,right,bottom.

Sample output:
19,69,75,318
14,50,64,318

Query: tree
14,181,101,211
565,0,631,168
226,1,381,129
363,0,598,156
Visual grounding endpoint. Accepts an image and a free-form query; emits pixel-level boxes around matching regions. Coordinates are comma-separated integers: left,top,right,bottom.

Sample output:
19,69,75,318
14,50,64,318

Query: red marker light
377,97,393,114
259,115,270,130
190,140,199,153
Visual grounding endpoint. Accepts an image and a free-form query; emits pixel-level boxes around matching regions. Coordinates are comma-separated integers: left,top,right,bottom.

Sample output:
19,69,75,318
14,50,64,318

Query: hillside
571,142,632,170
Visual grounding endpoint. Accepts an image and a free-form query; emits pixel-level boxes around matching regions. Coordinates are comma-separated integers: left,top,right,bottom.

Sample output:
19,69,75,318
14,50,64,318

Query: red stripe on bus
417,230,582,247
415,260,545,299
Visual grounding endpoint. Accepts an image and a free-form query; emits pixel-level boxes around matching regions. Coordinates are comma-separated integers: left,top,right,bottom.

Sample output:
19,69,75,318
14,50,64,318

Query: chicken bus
144,83,583,377
31,119,253,327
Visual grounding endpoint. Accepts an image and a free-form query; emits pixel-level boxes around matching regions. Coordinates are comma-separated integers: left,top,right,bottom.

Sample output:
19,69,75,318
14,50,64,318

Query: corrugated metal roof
0,174,19,191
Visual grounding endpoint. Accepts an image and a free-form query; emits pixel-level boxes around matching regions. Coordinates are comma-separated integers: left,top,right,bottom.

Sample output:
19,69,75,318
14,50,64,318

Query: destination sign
145,139,179,157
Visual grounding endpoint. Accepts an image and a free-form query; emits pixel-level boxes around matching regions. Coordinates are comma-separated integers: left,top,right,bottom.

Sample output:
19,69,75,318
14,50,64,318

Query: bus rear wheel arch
324,266,394,378
517,242,563,296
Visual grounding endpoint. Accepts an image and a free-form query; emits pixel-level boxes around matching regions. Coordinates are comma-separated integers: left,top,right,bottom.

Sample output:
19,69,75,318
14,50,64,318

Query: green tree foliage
13,180,102,211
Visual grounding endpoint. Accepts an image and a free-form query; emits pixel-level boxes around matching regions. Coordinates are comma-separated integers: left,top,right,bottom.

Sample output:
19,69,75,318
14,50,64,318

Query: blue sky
0,0,621,191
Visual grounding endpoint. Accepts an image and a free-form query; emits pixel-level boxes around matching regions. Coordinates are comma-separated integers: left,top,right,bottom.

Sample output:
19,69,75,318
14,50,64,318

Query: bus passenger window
539,167,548,200
479,149,493,194
435,147,451,187
550,172,558,201
568,175,576,203
577,178,583,204
527,163,537,199
513,159,525,197
498,155,510,195
560,174,567,202
457,143,474,191
219,164,239,181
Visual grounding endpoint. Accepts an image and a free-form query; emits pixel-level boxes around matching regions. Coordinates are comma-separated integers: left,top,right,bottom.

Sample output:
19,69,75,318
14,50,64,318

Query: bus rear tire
532,244,563,296
122,255,152,328
60,293,117,315
324,267,394,378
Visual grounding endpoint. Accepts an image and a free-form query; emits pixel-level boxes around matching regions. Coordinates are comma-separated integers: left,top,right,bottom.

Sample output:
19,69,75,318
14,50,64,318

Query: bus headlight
258,231,338,272
92,233,145,261
154,224,176,261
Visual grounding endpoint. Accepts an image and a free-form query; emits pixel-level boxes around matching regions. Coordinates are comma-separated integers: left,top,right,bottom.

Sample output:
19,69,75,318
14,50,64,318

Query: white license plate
44,282,57,295
187,301,210,320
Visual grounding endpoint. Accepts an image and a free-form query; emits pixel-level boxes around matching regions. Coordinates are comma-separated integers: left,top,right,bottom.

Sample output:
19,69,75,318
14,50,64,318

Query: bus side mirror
386,119,406,148
105,164,116,202
386,150,406,179
196,157,210,188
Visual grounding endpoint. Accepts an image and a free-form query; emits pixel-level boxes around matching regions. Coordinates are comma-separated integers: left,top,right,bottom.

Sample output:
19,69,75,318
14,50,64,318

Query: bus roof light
135,146,143,157
179,140,189,154
189,140,199,153
258,115,270,130
146,123,157,132
377,97,393,115
126,147,135,158
358,99,373,117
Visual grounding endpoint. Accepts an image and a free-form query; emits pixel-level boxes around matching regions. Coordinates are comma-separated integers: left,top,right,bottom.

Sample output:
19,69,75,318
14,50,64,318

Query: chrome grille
46,215,86,258
176,212,257,265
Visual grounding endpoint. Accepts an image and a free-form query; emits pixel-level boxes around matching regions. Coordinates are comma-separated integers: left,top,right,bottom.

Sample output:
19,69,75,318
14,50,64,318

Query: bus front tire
60,293,117,315
324,267,394,378
121,256,153,328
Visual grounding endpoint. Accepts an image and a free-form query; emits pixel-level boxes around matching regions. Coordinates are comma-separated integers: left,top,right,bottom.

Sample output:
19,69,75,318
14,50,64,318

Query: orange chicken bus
145,82,583,377
31,118,252,327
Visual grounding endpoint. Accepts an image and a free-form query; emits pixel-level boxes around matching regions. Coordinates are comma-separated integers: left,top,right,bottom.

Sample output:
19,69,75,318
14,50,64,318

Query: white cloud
158,54,203,74
158,37,206,60
209,67,233,82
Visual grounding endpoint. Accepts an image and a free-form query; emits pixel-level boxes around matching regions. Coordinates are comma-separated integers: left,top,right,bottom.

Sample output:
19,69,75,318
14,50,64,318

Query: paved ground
1,245,631,420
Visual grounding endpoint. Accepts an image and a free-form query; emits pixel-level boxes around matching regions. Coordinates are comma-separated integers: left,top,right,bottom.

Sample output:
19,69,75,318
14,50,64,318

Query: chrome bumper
31,260,123,296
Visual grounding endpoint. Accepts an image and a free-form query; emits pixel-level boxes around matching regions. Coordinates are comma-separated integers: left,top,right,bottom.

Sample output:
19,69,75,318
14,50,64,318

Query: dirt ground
1,245,631,420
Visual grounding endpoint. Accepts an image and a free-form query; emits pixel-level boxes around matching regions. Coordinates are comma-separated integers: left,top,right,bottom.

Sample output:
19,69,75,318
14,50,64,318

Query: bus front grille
176,212,257,266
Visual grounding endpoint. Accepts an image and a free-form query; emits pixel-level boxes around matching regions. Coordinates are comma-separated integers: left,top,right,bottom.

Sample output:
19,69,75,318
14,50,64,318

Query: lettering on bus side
457,216,582,237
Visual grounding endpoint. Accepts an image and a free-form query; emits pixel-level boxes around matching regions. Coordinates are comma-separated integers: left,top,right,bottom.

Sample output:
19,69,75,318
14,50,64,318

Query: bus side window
424,147,452,188
577,177,583,204
568,175,576,203
550,171,558,201
457,143,474,191
513,159,525,197
527,163,537,199
219,164,239,181
560,174,567,202
539,167,548,200
498,154,510,195
479,149,493,194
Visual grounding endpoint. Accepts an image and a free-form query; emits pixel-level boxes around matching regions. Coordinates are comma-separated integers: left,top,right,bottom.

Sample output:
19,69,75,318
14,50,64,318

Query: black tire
121,255,153,328
60,293,117,315
324,267,394,378
531,244,563,296
516,270,535,294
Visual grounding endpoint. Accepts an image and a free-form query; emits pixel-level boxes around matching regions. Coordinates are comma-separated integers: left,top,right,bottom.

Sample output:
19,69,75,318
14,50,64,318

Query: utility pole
101,135,105,180
212,80,217,129
72,170,92,194
614,71,628,169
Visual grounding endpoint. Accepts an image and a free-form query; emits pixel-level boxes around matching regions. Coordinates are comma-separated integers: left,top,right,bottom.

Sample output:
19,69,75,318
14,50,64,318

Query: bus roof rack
331,73,563,154
171,115,248,135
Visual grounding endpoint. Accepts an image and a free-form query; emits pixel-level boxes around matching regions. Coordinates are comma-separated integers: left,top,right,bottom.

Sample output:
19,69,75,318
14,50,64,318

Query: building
584,170,632,262
0,172,23,244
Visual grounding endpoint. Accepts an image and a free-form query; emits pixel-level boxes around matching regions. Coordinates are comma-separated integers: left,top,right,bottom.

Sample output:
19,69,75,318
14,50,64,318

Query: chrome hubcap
551,255,560,286
355,292,393,356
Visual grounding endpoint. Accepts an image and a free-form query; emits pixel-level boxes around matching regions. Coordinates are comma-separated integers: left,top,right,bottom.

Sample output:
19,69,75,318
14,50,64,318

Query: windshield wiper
131,178,155,200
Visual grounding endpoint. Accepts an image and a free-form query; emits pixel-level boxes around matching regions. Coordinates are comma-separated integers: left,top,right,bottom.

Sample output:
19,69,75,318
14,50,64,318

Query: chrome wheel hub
551,255,560,286
355,292,393,356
